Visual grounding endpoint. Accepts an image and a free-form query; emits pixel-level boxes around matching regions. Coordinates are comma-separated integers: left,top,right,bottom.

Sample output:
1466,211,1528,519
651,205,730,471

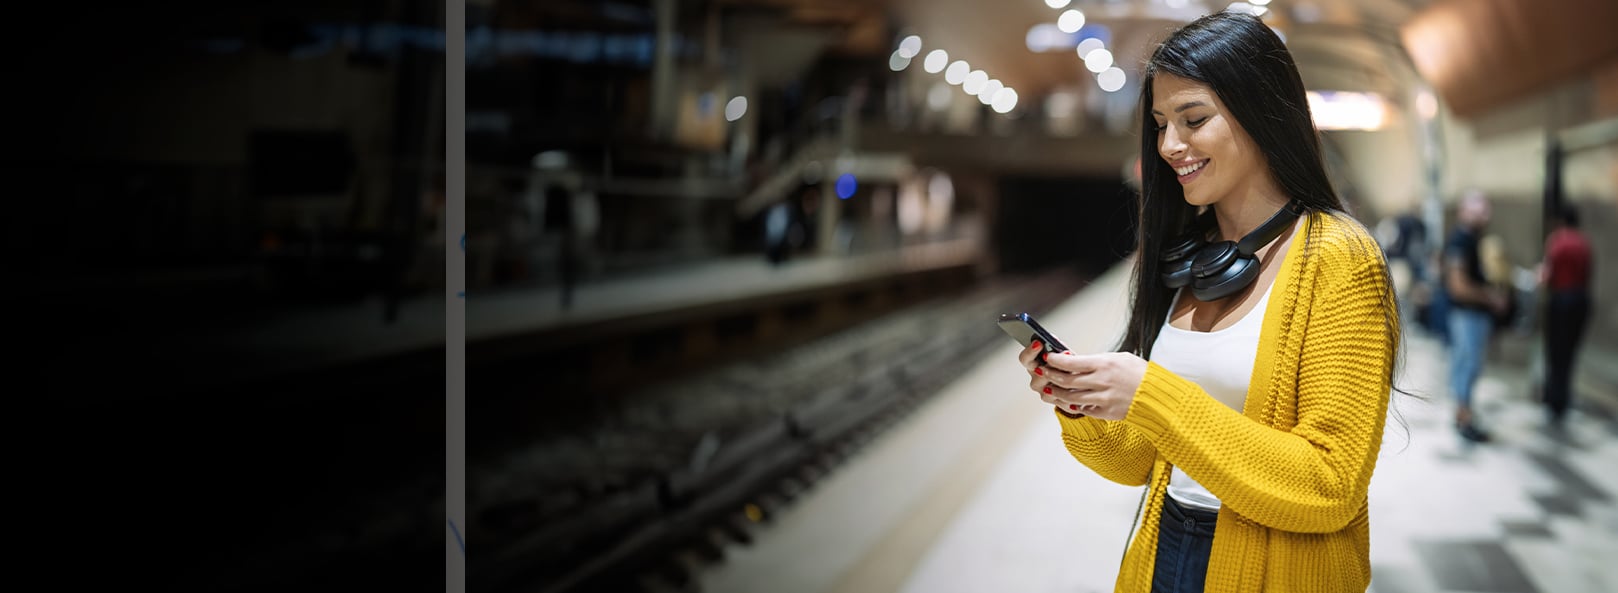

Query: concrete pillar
819,177,841,255
651,0,677,140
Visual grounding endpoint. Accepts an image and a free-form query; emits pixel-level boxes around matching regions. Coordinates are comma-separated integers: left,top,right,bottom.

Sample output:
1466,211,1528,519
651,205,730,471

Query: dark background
6,3,447,590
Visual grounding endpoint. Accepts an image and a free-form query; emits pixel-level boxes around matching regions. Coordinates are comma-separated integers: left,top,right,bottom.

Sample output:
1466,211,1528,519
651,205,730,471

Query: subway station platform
134,235,986,392
690,260,1618,593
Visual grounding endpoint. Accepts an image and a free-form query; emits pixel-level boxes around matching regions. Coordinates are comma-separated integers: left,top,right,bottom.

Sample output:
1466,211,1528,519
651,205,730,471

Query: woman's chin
1183,194,1213,207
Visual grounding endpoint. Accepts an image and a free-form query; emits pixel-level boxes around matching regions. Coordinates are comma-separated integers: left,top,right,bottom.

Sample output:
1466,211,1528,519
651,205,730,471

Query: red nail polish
1063,350,1072,355
1043,387,1052,394
1031,340,1042,350
1034,367,1044,376
1069,404,1079,411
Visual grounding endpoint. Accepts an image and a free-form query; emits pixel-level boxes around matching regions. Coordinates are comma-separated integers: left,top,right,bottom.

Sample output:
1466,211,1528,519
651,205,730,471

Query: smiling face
1151,73,1272,209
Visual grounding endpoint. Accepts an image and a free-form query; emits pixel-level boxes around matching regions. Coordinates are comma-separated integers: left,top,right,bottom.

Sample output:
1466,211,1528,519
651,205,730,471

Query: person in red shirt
1538,205,1594,428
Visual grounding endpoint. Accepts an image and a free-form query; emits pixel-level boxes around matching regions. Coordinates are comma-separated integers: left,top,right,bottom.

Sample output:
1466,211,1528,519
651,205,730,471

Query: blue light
835,174,857,200
698,93,717,118
1077,23,1111,45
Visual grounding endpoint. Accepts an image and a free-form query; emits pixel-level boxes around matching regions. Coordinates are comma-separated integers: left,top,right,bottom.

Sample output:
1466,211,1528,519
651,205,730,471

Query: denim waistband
1161,493,1219,538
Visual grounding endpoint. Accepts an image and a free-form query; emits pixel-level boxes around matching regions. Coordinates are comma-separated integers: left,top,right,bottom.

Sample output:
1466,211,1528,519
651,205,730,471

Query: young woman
1017,12,1401,593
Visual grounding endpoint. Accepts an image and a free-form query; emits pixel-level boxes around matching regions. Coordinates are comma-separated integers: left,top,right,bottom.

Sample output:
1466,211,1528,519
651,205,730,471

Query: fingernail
1063,350,1072,355
1031,340,1042,350
1042,352,1049,362
1034,367,1044,376
1069,404,1079,411
1043,387,1052,394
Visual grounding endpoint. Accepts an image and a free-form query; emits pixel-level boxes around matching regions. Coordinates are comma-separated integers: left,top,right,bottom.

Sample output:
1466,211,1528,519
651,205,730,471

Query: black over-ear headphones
1161,200,1306,301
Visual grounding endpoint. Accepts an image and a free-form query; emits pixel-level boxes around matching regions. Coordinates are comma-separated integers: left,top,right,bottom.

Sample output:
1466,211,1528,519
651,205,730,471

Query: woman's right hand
1018,340,1089,416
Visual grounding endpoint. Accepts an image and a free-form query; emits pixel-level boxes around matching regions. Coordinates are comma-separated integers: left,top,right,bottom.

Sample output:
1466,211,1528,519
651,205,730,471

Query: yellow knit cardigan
1056,210,1398,593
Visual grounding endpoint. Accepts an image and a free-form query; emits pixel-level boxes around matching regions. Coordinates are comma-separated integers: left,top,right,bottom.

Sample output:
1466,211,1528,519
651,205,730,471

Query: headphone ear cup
1159,235,1204,289
1191,254,1261,301
1162,256,1195,289
1169,200,1300,301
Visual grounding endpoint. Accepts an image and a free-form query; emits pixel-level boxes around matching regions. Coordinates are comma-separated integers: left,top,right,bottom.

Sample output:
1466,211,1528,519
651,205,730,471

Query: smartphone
997,313,1069,356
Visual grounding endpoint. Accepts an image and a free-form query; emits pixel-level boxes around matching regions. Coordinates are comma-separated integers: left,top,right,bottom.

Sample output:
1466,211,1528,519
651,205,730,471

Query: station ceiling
713,0,1616,120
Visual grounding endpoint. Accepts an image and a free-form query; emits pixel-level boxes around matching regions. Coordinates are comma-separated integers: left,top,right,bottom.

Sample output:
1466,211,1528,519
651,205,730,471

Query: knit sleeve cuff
1052,407,1107,440
1123,361,1200,442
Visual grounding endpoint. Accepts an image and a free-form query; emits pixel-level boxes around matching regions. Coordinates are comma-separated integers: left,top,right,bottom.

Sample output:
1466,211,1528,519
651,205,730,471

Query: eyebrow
1151,101,1208,116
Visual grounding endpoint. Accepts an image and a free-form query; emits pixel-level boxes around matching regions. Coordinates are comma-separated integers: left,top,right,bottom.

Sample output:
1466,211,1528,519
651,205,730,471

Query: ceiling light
992,88,1019,113
1416,90,1438,120
1058,10,1086,34
1085,48,1113,73
1306,90,1388,131
1098,68,1126,92
977,79,1003,105
963,70,988,94
898,35,922,59
1076,38,1106,59
889,50,911,71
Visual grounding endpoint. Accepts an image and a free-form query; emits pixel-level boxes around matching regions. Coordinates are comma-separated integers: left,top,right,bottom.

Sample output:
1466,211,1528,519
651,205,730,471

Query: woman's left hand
1038,351,1149,421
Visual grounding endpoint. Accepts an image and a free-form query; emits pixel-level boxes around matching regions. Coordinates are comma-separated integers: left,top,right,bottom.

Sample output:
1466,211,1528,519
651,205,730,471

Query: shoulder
1550,230,1594,255
1297,211,1396,307
1564,229,1594,248
1576,231,1595,251
1305,210,1387,270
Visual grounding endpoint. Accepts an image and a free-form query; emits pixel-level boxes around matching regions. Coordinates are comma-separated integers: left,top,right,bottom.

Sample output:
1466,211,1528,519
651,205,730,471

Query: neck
1210,186,1291,242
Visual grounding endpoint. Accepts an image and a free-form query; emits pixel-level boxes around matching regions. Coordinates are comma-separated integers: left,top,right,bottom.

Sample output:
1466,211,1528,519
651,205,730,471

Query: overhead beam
1399,0,1618,118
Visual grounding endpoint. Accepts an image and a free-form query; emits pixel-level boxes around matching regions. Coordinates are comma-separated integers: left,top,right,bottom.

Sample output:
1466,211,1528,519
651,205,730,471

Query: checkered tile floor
1364,328,1618,593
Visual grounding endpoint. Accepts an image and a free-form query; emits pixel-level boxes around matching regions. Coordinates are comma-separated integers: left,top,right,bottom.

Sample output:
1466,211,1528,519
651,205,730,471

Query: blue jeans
1151,494,1218,593
1448,307,1493,410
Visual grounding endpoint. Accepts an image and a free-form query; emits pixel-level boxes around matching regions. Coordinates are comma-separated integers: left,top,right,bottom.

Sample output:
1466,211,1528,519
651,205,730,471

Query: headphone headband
1235,200,1306,255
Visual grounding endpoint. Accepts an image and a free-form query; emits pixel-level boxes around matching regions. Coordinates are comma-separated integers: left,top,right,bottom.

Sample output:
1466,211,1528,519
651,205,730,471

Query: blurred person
1478,233,1521,331
1377,209,1430,323
544,183,578,308
763,188,814,266
1399,212,1430,288
1400,212,1431,287
764,200,793,266
1537,205,1593,428
1013,13,1403,593
1443,190,1511,443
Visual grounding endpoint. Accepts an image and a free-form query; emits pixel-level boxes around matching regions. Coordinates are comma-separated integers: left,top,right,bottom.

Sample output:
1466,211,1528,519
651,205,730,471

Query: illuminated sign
1306,90,1389,131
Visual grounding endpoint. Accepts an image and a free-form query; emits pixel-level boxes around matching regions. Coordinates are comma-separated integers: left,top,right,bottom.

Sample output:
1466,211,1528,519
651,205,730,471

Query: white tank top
1151,279,1273,512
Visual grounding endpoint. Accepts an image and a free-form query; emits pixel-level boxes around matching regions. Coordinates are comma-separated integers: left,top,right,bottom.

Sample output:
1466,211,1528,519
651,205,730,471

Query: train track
472,267,1090,593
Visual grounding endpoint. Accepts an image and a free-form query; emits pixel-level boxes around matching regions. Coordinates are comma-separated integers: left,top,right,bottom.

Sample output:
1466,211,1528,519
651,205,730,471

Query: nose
1160,125,1186,160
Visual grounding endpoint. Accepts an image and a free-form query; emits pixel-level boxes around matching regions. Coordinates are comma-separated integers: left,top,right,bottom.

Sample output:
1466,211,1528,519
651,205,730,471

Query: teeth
1175,161,1205,176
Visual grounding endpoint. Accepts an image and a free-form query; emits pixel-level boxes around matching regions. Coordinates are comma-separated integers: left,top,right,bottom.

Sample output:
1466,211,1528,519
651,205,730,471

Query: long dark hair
1121,12,1345,359
1119,12,1420,436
